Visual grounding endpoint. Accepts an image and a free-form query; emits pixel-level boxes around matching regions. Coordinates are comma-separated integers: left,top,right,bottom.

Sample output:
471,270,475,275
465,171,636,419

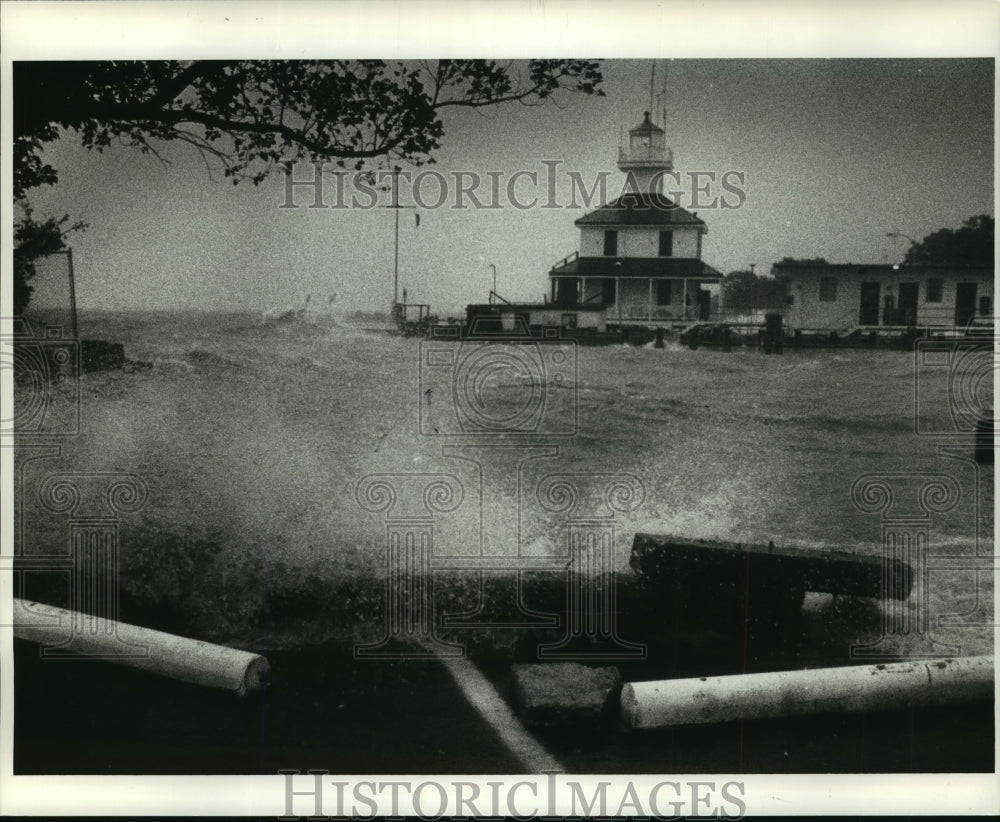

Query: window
926,278,943,303
603,230,617,256
979,296,992,316
819,277,837,302
658,230,673,257
656,280,672,305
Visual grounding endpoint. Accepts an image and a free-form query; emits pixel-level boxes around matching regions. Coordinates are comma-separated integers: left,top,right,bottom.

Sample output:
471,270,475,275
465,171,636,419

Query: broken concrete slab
630,534,913,600
626,534,913,666
511,662,621,728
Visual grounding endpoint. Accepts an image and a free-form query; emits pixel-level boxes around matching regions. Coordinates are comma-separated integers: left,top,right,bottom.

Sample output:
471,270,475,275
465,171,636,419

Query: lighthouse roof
574,192,706,228
630,111,664,134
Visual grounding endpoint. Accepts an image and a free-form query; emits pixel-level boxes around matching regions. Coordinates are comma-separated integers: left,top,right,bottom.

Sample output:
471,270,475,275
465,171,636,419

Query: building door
859,282,881,325
898,282,919,325
882,295,894,325
554,277,579,306
602,278,616,305
697,289,711,320
955,282,978,327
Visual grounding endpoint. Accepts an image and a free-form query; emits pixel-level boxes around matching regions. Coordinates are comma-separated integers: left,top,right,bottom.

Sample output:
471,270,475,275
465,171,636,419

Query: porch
549,274,715,323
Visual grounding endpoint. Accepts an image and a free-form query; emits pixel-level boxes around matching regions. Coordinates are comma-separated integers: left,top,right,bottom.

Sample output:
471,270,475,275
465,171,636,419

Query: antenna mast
649,61,655,115
661,60,669,128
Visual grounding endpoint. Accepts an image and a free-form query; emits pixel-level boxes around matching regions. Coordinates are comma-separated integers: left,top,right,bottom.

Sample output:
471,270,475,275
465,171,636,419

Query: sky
22,57,995,316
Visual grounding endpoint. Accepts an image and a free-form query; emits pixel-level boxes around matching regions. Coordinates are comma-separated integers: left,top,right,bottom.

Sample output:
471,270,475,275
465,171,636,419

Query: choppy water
14,310,993,651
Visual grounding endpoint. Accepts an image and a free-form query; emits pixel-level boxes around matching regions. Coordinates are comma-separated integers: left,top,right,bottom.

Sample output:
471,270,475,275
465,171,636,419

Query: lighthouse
547,110,723,328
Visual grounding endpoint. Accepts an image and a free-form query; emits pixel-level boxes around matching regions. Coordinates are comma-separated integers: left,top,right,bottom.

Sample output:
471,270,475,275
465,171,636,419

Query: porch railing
550,250,579,272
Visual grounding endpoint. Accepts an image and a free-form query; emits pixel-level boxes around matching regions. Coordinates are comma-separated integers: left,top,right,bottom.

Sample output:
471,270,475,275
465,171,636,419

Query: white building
775,262,994,332
548,111,723,327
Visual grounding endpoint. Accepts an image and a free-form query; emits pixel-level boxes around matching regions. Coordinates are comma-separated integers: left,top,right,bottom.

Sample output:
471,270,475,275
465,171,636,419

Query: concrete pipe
13,599,268,697
621,656,993,729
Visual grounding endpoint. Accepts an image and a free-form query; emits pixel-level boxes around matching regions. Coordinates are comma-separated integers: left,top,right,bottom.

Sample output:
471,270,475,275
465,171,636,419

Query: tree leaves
13,203,88,314
14,59,604,197
904,215,994,266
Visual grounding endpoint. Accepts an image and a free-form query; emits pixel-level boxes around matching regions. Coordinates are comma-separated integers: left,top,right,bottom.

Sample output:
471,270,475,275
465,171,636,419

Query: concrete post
14,598,268,696
621,655,993,729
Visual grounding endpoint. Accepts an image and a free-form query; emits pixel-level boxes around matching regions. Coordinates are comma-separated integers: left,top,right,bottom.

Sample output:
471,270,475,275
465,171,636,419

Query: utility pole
66,247,78,341
394,203,400,306
383,169,416,308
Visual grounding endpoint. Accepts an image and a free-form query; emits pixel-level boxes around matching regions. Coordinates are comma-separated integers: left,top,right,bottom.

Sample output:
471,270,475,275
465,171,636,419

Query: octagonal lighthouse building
548,111,723,328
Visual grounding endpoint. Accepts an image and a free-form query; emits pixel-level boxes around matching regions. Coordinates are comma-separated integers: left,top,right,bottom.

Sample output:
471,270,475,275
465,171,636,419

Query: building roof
630,111,664,135
772,262,994,278
575,192,706,229
550,256,722,280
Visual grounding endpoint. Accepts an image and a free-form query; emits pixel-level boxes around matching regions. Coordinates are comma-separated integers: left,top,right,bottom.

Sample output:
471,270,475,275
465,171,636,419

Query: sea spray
13,309,991,652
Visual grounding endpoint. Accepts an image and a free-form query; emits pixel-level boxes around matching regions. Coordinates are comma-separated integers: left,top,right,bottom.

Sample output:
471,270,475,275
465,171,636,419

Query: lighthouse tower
546,109,723,328
617,111,674,194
